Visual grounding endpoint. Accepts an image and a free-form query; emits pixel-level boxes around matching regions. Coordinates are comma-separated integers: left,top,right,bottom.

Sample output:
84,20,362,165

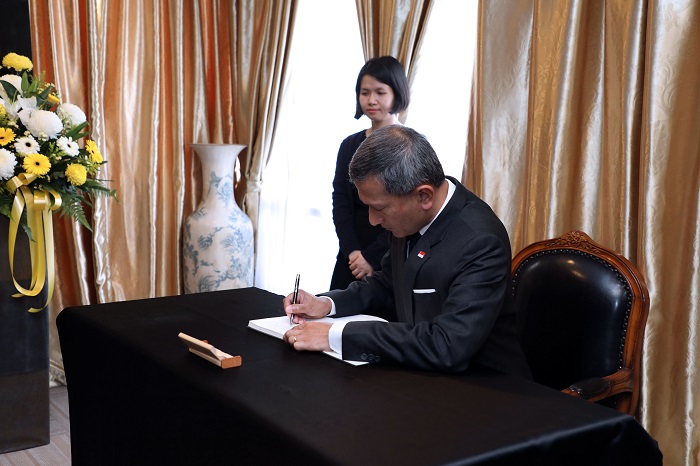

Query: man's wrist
320,296,336,316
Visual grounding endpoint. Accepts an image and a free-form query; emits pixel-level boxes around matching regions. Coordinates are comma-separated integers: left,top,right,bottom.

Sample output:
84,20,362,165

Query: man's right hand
283,289,332,323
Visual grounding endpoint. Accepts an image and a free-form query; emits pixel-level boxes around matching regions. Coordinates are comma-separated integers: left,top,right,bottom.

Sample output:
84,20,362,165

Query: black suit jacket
324,177,531,377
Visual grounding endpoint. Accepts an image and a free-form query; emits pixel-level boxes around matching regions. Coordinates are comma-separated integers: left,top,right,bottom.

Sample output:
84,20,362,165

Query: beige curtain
355,0,432,66
233,1,296,241
29,0,295,384
355,0,433,122
469,0,700,463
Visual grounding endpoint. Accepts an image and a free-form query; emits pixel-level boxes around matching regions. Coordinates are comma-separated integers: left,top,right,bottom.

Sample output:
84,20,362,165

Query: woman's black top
330,130,390,291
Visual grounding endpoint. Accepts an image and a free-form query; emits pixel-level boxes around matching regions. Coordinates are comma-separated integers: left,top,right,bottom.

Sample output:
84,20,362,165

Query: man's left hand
284,322,332,352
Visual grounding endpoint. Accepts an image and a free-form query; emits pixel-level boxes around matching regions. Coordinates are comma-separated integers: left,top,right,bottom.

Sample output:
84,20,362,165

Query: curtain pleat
86,1,182,304
640,2,700,464
232,1,297,244
355,0,432,67
470,0,700,463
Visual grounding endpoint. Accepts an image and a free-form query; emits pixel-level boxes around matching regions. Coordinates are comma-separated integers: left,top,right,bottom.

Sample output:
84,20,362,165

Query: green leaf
0,80,18,101
21,71,31,93
57,192,93,232
64,121,89,139
81,182,118,200
0,196,13,219
37,85,51,100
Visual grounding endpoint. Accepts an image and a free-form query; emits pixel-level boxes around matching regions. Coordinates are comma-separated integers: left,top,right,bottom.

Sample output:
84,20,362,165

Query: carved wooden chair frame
511,231,650,415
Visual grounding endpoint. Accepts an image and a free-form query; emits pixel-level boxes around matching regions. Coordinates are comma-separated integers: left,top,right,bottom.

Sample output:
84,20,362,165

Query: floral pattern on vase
183,144,254,293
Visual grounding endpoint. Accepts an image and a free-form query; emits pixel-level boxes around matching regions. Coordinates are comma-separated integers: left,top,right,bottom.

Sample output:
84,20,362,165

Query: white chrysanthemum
14,135,40,156
56,103,87,127
0,148,17,180
26,110,63,139
57,136,80,157
0,74,22,101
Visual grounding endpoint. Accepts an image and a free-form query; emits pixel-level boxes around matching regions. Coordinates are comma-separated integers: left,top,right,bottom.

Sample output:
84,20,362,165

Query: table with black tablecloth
57,287,661,466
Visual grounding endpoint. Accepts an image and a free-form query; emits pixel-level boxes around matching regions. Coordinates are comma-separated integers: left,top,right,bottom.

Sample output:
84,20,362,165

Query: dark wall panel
1,0,32,61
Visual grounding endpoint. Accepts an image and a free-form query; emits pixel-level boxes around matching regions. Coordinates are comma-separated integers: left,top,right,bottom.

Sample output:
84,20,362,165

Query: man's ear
416,185,435,211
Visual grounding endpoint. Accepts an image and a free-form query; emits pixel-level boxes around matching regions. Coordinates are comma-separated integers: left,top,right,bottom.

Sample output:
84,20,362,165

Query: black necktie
406,232,421,257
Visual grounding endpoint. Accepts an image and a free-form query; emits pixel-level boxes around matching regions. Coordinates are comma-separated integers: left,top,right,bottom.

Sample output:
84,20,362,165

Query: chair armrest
562,368,634,403
564,377,611,399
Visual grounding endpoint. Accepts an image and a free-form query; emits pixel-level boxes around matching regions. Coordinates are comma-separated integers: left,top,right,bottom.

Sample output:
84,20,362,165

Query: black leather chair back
513,249,631,392
512,231,649,415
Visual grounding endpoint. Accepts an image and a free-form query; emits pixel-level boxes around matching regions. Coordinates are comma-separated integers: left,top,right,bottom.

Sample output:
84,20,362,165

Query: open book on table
247,314,388,366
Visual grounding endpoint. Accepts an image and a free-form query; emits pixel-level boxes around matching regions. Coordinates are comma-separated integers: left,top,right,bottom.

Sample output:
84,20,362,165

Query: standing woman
330,56,410,290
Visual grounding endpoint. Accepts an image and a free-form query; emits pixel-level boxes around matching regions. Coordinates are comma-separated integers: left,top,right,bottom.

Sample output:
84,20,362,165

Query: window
256,0,478,295
255,0,365,295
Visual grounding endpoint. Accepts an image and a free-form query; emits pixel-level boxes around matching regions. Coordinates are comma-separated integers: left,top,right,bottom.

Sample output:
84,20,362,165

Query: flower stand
0,216,49,453
0,50,114,453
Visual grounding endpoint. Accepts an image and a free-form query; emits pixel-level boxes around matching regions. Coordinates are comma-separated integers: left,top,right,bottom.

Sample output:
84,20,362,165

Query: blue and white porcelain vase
183,143,254,293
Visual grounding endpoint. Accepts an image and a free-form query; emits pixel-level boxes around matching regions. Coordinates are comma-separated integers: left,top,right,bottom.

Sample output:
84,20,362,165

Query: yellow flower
47,94,60,105
0,127,15,146
23,153,51,176
65,163,87,186
0,104,6,117
2,53,33,72
85,139,103,163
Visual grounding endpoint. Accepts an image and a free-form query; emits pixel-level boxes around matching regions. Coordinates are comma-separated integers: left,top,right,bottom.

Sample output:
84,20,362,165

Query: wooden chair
511,231,650,415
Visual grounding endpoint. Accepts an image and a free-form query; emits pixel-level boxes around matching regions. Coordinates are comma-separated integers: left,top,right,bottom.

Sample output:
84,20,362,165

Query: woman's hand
348,250,374,279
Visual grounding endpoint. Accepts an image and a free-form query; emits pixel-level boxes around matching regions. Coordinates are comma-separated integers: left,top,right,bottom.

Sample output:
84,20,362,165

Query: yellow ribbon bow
6,173,61,312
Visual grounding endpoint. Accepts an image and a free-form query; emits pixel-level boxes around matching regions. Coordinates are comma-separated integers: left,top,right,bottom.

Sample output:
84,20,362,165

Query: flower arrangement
0,52,116,312
0,52,115,231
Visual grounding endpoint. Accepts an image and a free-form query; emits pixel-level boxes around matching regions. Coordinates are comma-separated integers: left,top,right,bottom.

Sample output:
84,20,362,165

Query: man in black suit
284,125,530,377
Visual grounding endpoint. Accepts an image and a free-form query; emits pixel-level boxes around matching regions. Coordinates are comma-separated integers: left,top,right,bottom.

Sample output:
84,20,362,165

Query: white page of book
248,314,387,366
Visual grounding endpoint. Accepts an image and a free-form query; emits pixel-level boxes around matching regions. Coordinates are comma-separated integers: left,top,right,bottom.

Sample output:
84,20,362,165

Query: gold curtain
355,0,433,122
232,1,296,240
469,0,700,463
355,0,433,66
28,0,295,384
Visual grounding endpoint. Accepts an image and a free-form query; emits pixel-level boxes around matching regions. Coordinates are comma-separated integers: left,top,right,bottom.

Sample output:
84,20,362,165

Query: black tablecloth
57,287,662,466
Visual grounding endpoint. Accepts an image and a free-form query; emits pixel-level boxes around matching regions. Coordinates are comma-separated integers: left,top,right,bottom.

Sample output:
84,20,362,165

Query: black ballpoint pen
291,274,300,324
